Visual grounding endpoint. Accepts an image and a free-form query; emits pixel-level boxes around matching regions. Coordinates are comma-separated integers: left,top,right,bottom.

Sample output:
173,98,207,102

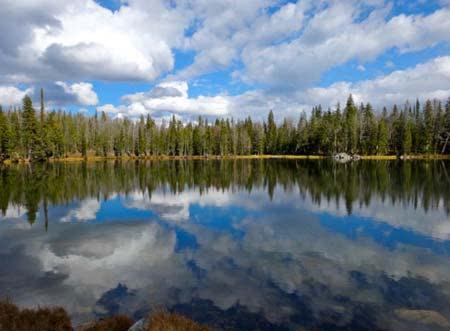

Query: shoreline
1,154,450,164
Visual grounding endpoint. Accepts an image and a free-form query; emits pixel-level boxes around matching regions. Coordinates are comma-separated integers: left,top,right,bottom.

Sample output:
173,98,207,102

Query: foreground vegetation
0,300,210,331
0,91,449,162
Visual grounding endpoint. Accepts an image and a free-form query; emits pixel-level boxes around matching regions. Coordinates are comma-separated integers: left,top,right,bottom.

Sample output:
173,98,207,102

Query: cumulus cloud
60,198,101,223
96,55,450,121
238,2,450,88
175,0,309,79
2,0,450,118
98,81,229,120
2,180,450,328
0,0,187,83
300,55,450,108
55,81,98,106
0,86,34,106
0,81,99,107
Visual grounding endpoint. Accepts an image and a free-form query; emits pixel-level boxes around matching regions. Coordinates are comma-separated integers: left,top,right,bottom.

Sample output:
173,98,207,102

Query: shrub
147,311,211,331
83,315,133,331
0,300,72,331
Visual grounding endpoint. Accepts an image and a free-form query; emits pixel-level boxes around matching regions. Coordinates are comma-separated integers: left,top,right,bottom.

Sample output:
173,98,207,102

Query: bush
83,315,133,331
0,300,72,331
147,311,211,331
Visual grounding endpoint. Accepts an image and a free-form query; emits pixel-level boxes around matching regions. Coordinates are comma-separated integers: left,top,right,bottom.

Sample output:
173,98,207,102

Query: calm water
1,160,450,331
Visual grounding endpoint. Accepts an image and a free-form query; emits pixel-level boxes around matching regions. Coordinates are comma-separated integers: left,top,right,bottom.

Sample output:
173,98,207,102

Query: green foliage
0,92,449,162
265,110,277,154
344,95,358,153
1,160,449,225
0,107,10,160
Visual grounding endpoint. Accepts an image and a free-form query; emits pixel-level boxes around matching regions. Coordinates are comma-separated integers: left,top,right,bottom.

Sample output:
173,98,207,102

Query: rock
128,318,150,331
394,309,450,327
334,153,352,163
333,153,361,162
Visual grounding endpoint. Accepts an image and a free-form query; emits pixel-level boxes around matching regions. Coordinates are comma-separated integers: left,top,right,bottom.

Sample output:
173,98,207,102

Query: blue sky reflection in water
0,160,450,330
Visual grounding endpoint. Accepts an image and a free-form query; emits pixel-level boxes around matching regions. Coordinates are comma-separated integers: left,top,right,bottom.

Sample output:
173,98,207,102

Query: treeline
0,91,449,161
1,160,449,225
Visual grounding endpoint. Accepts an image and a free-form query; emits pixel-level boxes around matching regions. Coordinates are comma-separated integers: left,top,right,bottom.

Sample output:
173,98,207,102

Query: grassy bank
0,300,210,331
2,154,450,164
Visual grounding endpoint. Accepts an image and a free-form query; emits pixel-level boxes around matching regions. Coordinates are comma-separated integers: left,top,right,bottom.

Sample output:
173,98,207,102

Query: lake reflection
1,160,450,331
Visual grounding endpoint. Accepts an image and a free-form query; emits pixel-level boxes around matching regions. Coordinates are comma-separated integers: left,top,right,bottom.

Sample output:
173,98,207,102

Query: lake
1,159,450,331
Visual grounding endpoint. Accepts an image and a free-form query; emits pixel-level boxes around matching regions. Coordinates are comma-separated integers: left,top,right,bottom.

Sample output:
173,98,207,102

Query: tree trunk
442,133,449,154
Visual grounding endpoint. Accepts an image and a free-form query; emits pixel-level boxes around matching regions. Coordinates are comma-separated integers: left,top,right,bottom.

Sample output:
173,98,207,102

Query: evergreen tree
361,103,377,155
344,95,358,153
403,118,413,155
423,100,434,153
265,110,277,154
1,90,450,163
0,107,10,160
22,96,45,161
377,117,389,155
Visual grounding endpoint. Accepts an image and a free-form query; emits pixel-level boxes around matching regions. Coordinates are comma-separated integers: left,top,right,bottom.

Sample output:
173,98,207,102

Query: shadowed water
1,159,450,330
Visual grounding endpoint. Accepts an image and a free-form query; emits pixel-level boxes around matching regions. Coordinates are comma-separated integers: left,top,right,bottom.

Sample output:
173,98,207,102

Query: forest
0,90,449,162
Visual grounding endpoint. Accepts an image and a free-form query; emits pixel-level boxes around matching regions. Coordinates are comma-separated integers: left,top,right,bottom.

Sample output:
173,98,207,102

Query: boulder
128,318,149,331
334,153,352,163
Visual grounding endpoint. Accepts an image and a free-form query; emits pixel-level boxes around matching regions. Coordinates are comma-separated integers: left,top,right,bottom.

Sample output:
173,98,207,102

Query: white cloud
2,0,450,117
55,81,98,106
96,55,450,121
176,0,309,79
0,86,33,106
124,188,233,222
0,81,100,107
238,2,450,88
98,80,229,119
60,198,101,222
357,64,366,72
0,0,188,83
301,55,450,108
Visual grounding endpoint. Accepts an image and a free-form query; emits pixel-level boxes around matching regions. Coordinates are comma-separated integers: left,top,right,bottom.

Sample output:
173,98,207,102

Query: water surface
1,160,450,331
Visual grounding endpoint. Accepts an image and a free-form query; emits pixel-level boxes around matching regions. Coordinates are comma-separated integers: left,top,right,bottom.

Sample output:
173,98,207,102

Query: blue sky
1,0,450,121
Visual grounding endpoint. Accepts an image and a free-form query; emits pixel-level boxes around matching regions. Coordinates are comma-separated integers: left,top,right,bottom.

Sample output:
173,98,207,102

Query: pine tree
265,110,277,154
403,118,413,155
441,97,450,153
344,95,358,153
22,96,45,161
423,100,434,153
0,107,10,160
361,103,377,155
377,117,389,155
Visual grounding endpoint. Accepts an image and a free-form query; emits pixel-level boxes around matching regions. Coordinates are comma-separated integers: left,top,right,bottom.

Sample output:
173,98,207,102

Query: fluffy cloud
176,0,309,79
96,55,450,121
98,81,229,120
55,81,98,106
2,0,450,116
0,86,34,106
238,2,450,88
299,55,450,108
60,198,101,223
0,0,187,83
2,179,450,328
0,81,99,107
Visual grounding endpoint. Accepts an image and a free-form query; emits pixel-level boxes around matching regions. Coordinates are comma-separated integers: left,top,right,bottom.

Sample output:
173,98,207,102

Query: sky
1,0,450,122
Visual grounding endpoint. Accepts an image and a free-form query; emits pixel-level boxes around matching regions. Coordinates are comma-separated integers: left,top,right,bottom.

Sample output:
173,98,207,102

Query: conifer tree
423,100,434,153
0,107,10,160
344,95,358,153
22,96,45,161
265,110,277,154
